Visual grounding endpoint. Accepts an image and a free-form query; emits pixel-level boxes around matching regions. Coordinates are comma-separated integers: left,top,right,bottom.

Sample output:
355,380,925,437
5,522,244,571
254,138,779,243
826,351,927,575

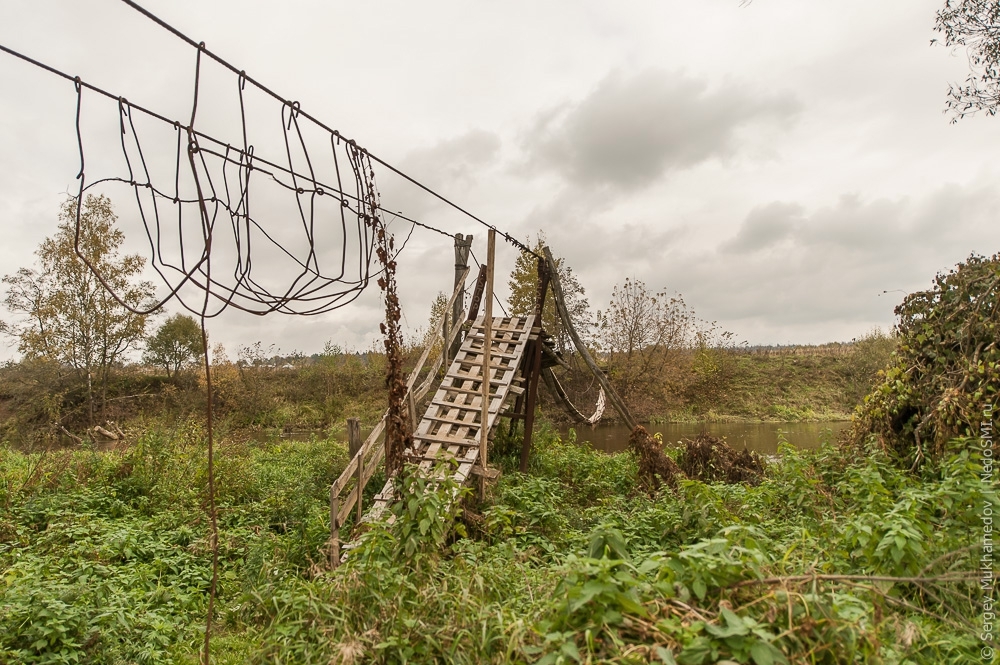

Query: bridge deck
365,314,535,522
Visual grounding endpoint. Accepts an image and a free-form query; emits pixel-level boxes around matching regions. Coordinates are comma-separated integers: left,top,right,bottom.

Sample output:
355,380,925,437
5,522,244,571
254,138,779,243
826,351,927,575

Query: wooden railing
328,267,470,565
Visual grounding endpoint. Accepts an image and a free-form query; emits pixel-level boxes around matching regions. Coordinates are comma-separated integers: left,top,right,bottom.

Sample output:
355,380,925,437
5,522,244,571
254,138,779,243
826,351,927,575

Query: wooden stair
364,314,535,522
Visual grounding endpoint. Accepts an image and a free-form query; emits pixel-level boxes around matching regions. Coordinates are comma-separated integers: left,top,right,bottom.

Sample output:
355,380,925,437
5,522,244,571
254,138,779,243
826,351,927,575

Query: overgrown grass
0,421,987,663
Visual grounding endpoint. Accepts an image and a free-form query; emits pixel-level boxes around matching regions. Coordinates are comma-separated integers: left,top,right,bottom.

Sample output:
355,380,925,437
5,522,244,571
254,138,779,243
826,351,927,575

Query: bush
851,253,999,466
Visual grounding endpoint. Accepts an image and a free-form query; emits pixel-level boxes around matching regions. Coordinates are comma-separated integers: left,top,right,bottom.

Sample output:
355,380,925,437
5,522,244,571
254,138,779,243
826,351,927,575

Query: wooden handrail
329,267,470,560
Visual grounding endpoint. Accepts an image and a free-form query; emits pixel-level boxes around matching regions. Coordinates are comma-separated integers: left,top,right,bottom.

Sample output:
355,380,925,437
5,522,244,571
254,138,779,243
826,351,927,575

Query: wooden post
519,258,550,472
479,230,496,499
348,418,362,522
407,389,418,433
329,490,340,568
466,264,488,324
451,234,473,363
347,417,362,458
543,246,637,430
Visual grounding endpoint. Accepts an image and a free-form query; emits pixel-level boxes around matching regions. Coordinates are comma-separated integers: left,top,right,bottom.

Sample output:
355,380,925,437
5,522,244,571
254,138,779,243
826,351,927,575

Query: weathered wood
364,312,535,524
93,425,119,440
407,389,417,432
519,337,545,472
466,264,488,323
471,465,501,480
543,245,637,430
349,419,363,522
480,230,496,499
519,257,551,471
412,433,484,447
422,414,480,427
347,418,362,458
58,425,83,445
328,268,469,528
329,493,340,568
450,234,473,361
467,323,532,335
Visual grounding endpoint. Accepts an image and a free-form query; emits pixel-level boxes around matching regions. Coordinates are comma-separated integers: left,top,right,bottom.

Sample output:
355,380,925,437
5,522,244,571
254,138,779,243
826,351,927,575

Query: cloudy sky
2,0,999,359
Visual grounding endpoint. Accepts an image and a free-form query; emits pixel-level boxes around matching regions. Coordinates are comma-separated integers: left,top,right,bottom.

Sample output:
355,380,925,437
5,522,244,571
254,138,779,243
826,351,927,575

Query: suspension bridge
0,0,637,570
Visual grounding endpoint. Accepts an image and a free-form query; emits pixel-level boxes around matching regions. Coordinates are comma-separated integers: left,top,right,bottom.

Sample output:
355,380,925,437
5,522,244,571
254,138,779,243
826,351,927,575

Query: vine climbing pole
354,147,412,479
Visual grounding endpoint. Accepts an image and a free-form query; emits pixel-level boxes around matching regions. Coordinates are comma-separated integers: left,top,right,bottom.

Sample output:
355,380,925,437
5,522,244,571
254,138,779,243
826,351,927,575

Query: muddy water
563,421,850,455
264,421,848,457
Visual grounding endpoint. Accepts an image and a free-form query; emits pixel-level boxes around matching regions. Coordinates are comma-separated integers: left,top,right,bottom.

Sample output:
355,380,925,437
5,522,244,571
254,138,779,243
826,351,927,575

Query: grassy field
0,418,985,664
671,351,867,423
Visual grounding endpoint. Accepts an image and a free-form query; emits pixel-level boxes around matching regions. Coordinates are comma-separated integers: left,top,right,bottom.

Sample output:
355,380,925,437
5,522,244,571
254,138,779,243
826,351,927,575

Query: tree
851,253,999,467
934,1,1000,120
507,235,591,352
423,290,450,353
595,279,695,406
2,194,156,424
143,313,205,378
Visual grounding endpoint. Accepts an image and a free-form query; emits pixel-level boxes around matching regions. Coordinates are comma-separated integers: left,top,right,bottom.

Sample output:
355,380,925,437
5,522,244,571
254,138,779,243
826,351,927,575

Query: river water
270,420,849,457
562,421,851,455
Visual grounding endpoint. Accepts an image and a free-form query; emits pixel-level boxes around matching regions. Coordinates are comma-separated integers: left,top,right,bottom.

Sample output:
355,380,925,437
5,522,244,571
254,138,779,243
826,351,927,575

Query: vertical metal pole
451,234,473,363
479,230,495,498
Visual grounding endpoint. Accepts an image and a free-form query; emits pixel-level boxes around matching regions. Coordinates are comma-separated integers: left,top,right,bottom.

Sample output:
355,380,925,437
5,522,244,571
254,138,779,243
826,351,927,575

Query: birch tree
2,195,156,424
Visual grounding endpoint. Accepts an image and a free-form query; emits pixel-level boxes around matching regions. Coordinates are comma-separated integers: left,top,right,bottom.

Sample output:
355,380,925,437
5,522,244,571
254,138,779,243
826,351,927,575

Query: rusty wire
1,15,442,663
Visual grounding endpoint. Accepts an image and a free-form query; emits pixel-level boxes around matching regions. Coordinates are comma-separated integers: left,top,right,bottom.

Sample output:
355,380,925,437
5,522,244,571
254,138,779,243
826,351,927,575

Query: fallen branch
93,425,119,441
57,424,83,445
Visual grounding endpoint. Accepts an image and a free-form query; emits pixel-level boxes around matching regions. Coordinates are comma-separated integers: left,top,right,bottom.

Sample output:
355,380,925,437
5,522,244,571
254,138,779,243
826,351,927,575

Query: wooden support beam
543,246,637,430
347,418,362,458
471,466,501,480
449,234,473,362
328,268,469,538
466,264,488,324
329,493,340,568
519,257,550,471
479,230,495,500
348,419,362,523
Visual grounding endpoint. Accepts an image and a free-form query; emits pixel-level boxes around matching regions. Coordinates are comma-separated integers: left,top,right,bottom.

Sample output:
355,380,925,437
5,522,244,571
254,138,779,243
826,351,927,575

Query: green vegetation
0,210,993,664
1,195,155,427
0,422,987,663
143,314,205,380
853,253,999,467
668,332,896,423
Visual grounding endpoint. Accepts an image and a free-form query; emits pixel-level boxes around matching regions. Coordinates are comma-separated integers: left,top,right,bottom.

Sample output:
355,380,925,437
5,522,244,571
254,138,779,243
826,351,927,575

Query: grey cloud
584,183,1000,345
525,69,801,191
379,129,502,222
399,130,501,184
722,201,804,253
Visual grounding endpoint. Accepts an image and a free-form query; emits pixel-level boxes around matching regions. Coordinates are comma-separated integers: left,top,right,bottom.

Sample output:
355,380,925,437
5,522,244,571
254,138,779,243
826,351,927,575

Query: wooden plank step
443,372,515,386
458,345,522,359
454,352,522,363
412,432,482,447
435,384,505,397
471,465,501,480
429,398,481,412
423,414,482,427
